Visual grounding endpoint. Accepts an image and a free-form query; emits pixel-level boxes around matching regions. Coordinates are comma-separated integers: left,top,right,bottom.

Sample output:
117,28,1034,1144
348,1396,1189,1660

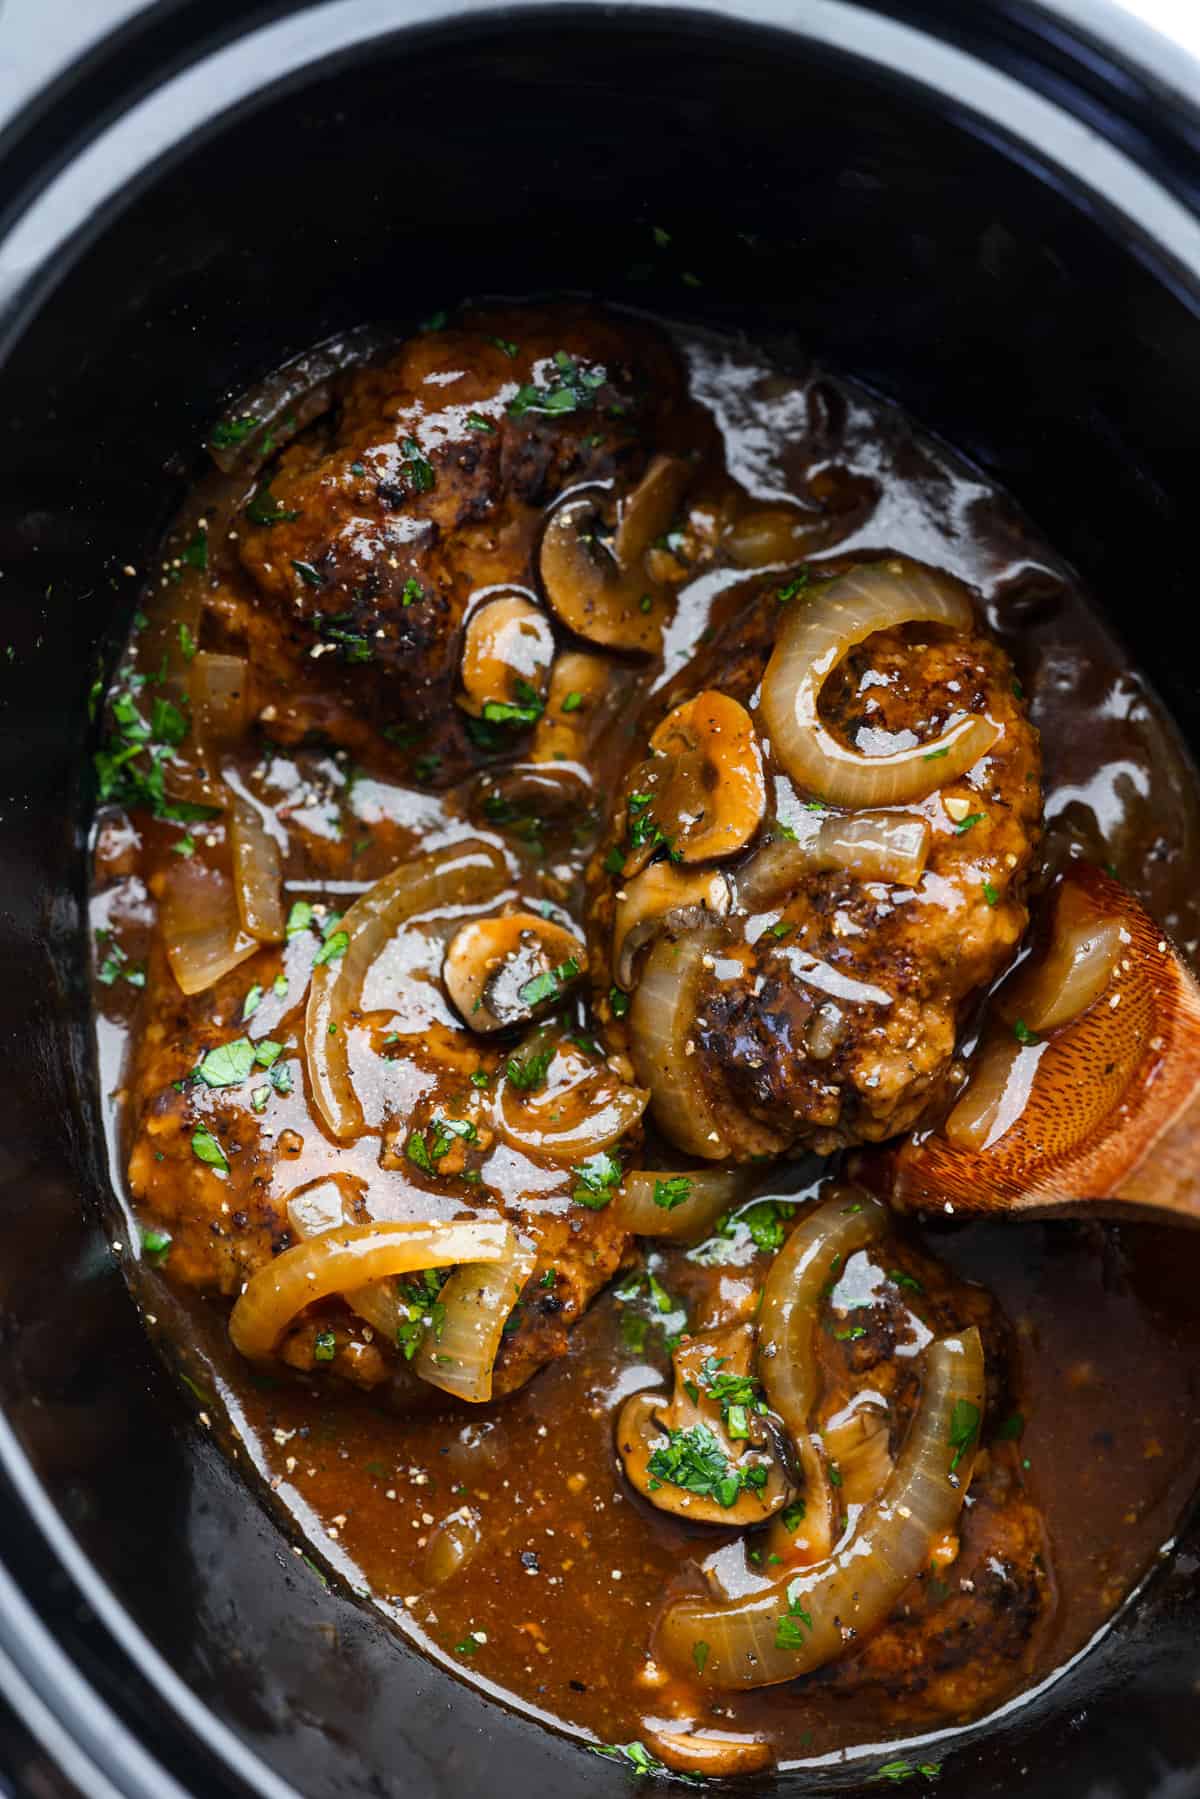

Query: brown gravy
90,313,1200,1770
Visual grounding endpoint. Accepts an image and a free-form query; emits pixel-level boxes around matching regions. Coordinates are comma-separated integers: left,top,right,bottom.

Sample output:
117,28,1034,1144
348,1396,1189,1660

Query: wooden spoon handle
881,864,1200,1225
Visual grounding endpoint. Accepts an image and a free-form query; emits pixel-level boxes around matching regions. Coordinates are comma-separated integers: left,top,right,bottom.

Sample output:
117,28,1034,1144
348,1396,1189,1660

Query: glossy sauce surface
91,314,1200,1769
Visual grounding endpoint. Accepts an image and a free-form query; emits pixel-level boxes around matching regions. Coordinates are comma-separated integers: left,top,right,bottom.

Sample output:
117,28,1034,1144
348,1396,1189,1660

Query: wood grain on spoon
881,864,1200,1224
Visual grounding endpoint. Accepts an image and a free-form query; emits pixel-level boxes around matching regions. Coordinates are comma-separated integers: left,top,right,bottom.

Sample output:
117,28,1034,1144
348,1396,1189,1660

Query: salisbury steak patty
589,560,1042,1158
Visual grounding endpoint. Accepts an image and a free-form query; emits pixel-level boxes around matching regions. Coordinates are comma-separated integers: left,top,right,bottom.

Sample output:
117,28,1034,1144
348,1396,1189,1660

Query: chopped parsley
981,879,1000,907
505,1045,555,1090
196,1038,257,1088
560,690,584,713
603,846,625,875
245,481,299,526
995,1410,1025,1440
692,1640,709,1676
652,1176,692,1211
94,688,215,825
402,577,423,606
518,956,579,1008
313,1330,336,1363
922,746,950,762
488,336,519,358
780,1500,807,1532
242,984,263,1021
776,570,811,604
775,1576,814,1650
955,812,985,835
507,350,607,418
647,1423,767,1509
888,1268,924,1294
395,1269,447,1358
181,528,208,571
1012,1018,1039,1045
869,1762,942,1785
313,929,349,967
191,1127,229,1174
948,1397,981,1471
211,415,260,449
401,437,435,493
572,1150,622,1209
290,559,324,588
590,1743,678,1778
466,412,495,433
285,900,314,938
141,1227,172,1264
609,985,630,1020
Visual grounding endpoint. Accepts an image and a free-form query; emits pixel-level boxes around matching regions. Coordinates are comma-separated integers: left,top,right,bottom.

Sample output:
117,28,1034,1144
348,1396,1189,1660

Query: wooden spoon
867,864,1200,1224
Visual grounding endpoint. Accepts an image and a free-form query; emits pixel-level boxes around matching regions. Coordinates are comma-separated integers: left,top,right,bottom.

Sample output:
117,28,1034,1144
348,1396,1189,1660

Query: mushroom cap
443,911,585,1033
613,862,732,991
621,690,767,876
617,1324,792,1526
538,455,694,655
458,591,554,719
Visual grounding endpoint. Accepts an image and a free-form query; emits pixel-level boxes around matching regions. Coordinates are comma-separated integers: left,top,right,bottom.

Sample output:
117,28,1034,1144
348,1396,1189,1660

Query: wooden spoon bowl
872,864,1200,1224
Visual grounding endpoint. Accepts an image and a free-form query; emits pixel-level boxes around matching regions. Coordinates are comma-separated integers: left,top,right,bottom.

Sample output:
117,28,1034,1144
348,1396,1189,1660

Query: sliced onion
305,839,510,1141
760,562,1000,807
655,1328,985,1688
758,1187,890,1561
822,1400,893,1505
230,795,286,943
628,931,729,1160
161,858,258,995
287,1181,411,1339
615,1169,745,1241
415,1232,538,1403
943,1035,1046,1152
493,1031,648,1161
229,1219,509,1360
189,653,250,766
999,884,1122,1034
737,811,931,909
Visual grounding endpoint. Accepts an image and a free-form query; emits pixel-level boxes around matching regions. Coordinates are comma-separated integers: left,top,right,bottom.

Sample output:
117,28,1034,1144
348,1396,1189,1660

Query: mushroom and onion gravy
90,304,1200,1778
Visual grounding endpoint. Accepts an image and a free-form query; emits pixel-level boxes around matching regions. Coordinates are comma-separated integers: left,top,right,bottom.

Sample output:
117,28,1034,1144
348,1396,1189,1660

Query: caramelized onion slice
999,882,1122,1034
628,932,729,1160
757,1186,890,1562
616,1169,745,1241
161,858,258,995
190,652,250,769
304,840,510,1141
229,1220,510,1361
655,1329,985,1688
286,1181,411,1339
229,795,286,943
760,562,999,807
415,1232,538,1403
943,1034,1045,1153
736,811,931,909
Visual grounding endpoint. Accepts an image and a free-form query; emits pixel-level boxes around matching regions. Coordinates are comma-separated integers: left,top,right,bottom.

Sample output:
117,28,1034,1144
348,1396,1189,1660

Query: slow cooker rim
1,4,1199,1795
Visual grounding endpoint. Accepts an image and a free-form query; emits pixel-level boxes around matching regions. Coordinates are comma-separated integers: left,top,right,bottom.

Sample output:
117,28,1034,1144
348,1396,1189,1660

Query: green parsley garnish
653,1176,692,1211
518,957,579,1008
505,1046,554,1090
995,1410,1025,1441
211,415,260,449
647,1423,767,1509
313,1330,336,1363
241,984,263,1021
285,900,314,938
955,812,985,834
948,1397,981,1471
609,985,630,1019
869,1761,942,1785
245,481,299,526
196,1038,257,1088
981,879,999,907
313,929,349,967
191,1128,229,1174
141,1227,172,1263
572,1150,622,1210
1013,1018,1039,1045
290,559,324,588
775,1576,814,1650
560,690,584,713
466,412,494,433
181,528,208,571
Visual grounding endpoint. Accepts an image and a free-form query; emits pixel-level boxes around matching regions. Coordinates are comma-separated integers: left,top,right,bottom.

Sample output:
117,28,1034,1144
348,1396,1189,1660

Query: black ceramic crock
1,2,1199,1793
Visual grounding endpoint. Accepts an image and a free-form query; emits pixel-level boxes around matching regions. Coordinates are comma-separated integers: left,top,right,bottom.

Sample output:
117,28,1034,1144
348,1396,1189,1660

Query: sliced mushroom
613,862,732,991
620,691,766,877
721,500,829,569
617,1323,792,1526
457,592,554,719
641,1729,773,1779
529,649,625,769
821,1397,893,1504
443,911,585,1032
539,455,693,654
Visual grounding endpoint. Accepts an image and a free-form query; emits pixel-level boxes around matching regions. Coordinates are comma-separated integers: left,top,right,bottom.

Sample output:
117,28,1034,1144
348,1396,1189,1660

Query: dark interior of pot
0,5,1199,1794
